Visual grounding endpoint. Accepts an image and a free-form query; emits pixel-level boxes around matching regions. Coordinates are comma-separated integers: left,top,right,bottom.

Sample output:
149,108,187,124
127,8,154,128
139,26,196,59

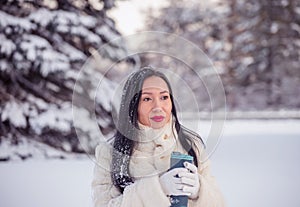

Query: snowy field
0,119,299,207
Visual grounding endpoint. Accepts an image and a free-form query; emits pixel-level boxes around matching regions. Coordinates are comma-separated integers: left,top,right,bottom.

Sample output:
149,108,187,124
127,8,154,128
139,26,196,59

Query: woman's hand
178,162,200,199
159,168,192,196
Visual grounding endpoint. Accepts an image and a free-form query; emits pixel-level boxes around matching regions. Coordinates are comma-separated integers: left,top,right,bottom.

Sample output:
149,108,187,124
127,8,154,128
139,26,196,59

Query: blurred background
0,0,300,207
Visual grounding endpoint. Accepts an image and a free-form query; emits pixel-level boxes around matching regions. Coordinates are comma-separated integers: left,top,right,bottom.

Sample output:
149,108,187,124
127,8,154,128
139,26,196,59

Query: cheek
138,103,150,123
164,101,173,116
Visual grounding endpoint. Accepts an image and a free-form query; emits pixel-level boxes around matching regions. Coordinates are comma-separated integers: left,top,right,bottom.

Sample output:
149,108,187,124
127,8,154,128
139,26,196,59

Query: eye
161,95,169,100
143,97,152,102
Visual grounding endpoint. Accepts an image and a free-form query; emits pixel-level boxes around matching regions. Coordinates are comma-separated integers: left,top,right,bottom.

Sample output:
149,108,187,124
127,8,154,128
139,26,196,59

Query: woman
92,67,225,207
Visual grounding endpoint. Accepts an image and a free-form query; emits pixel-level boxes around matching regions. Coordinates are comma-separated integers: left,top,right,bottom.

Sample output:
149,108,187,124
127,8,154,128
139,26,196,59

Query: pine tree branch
15,73,54,103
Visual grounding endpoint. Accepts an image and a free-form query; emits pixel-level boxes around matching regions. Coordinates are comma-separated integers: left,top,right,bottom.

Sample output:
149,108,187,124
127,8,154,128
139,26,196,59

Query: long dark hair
111,66,204,192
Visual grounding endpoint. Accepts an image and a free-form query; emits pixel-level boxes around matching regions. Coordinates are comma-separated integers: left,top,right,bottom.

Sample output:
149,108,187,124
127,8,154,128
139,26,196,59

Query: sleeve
189,141,226,207
91,142,171,207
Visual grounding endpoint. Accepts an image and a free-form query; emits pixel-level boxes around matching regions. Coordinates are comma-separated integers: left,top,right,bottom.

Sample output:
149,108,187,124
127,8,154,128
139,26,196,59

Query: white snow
29,8,103,46
0,11,34,32
29,8,55,27
0,137,78,161
12,52,23,61
20,35,42,61
95,74,117,112
0,119,299,207
56,24,69,33
1,101,28,128
0,159,93,207
80,15,97,28
291,23,300,35
18,34,71,76
295,7,300,15
70,26,101,44
96,25,120,42
56,10,79,25
60,43,86,61
22,34,51,49
0,34,16,56
72,107,95,134
40,53,70,76
27,95,48,110
0,60,9,72
72,106,102,150
29,104,72,135
211,120,300,207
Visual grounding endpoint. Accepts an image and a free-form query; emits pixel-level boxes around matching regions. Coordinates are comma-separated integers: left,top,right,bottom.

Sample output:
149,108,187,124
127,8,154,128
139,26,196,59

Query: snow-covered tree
226,0,300,109
145,0,300,110
0,0,133,160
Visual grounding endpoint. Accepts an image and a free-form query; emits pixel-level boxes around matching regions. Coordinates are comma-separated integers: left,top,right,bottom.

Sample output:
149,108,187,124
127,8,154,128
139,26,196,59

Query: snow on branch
0,0,130,160
0,11,34,32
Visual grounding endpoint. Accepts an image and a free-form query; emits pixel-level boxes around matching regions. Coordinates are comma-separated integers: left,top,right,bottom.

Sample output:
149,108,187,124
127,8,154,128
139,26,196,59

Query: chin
150,122,166,129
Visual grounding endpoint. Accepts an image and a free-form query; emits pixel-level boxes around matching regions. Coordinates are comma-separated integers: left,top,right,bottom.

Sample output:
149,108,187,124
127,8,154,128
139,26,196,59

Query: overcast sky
108,0,169,35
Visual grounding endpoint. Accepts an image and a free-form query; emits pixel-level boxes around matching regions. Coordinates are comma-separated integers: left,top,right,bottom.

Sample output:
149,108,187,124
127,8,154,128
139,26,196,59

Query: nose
152,98,162,112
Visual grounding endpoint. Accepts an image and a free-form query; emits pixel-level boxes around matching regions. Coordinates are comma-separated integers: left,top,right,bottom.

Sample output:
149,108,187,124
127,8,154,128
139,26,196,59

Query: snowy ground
211,120,300,207
0,119,299,207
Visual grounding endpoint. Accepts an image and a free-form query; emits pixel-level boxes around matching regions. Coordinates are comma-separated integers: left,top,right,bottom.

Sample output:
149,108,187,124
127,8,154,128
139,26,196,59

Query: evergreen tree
0,0,131,160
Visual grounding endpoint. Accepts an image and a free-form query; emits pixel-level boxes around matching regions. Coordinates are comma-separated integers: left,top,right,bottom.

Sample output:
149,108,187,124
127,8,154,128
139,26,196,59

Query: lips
151,116,165,122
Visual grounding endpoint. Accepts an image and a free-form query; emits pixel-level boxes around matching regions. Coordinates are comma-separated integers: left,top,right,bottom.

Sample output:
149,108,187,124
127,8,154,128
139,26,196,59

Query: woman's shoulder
95,140,113,161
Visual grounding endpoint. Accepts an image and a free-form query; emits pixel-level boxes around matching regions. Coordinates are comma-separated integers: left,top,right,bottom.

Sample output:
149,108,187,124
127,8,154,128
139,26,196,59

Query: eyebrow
142,90,169,95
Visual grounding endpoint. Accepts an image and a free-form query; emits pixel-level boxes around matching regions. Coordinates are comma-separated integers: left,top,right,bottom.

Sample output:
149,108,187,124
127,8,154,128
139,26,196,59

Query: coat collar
137,116,175,143
130,117,182,178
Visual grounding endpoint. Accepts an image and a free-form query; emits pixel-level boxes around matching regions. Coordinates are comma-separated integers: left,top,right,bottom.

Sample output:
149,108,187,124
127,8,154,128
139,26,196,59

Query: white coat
92,123,225,207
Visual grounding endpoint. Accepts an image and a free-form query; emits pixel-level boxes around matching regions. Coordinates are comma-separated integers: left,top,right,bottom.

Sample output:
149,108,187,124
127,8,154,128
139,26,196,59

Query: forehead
142,76,169,91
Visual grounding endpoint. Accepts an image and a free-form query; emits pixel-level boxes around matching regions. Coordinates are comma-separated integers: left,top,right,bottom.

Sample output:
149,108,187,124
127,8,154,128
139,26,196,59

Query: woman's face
138,76,172,129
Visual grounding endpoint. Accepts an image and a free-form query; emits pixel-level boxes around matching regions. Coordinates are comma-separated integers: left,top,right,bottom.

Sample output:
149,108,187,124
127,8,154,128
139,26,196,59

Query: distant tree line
146,0,300,110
